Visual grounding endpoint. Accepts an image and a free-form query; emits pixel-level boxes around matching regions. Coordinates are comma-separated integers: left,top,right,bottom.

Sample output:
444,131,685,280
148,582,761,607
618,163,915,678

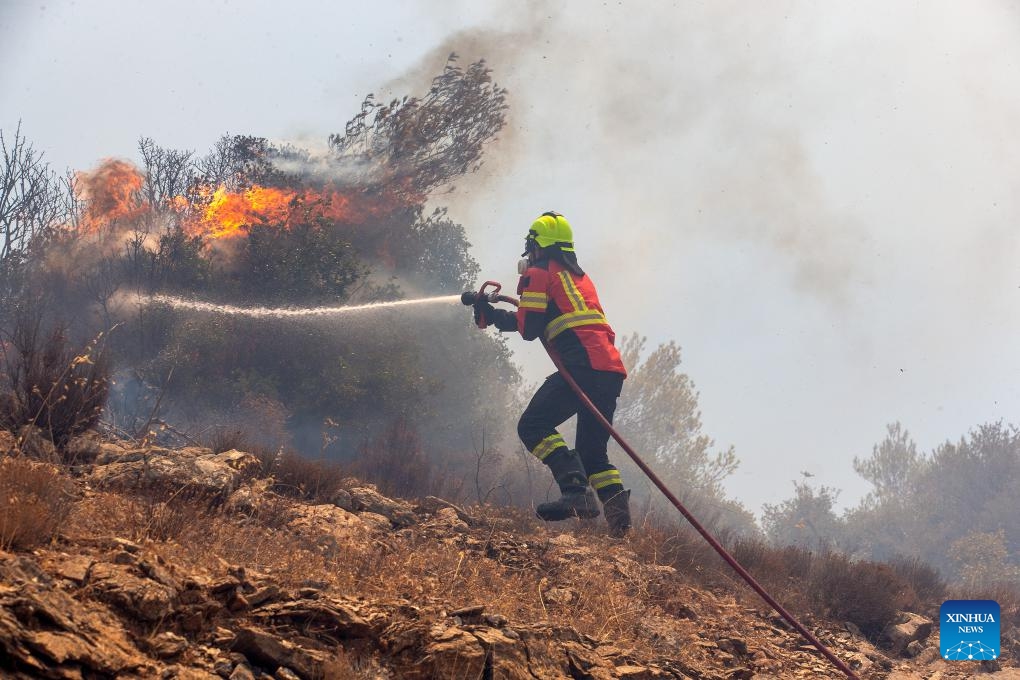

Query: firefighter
473,212,632,537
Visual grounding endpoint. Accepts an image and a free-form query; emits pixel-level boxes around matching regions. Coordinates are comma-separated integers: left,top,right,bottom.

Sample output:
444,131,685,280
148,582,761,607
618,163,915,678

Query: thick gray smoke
384,1,1020,512
5,0,1017,515
389,1,1019,306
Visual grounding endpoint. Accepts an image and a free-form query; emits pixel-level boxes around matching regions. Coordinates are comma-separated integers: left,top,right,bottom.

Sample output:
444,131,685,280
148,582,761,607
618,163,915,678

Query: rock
425,507,470,533
16,425,59,462
330,489,353,511
89,446,258,498
450,604,486,619
358,511,393,532
62,431,100,463
94,439,134,464
286,504,373,553
882,611,933,655
617,665,669,679
484,613,508,628
717,637,749,656
846,652,873,672
226,478,278,517
274,668,300,680
248,584,282,607
421,626,487,680
544,586,577,606
347,486,416,526
915,645,941,664
164,666,222,679
0,553,150,676
52,554,94,584
905,639,925,657
214,449,262,477
232,626,329,679
229,662,256,680
149,631,189,659
251,596,374,639
417,496,477,525
844,620,862,637
88,561,178,622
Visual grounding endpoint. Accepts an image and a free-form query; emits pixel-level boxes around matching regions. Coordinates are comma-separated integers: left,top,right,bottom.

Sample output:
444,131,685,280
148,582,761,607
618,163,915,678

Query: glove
473,301,495,328
490,308,519,333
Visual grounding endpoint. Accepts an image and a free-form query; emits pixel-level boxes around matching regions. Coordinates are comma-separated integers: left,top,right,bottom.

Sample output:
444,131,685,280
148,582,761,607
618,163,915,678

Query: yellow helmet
526,211,574,252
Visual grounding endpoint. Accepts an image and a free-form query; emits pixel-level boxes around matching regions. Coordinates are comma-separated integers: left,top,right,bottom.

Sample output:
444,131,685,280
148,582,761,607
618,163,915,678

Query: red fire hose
464,282,860,680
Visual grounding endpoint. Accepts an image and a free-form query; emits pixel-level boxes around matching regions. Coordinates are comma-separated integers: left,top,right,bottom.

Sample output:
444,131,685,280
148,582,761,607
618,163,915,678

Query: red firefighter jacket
514,258,627,376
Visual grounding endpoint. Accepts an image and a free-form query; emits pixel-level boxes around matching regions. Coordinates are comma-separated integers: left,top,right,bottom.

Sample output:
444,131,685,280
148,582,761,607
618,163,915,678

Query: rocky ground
0,431,1015,679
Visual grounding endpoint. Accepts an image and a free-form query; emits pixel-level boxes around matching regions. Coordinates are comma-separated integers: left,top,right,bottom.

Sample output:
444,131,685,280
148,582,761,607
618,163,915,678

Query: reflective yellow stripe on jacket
519,291,548,311
544,309,608,342
558,271,586,312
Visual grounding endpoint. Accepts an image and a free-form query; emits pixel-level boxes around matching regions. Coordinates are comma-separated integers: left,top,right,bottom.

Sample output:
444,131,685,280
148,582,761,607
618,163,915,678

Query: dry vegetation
53,449,981,650
0,316,111,452
0,456,74,550
1,436,1018,678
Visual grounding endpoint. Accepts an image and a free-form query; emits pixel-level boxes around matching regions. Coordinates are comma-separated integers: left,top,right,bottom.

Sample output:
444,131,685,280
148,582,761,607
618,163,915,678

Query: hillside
0,431,1015,679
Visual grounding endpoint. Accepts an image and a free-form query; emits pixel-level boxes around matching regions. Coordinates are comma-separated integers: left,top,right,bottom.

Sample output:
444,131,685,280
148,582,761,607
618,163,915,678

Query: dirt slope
0,438,1014,679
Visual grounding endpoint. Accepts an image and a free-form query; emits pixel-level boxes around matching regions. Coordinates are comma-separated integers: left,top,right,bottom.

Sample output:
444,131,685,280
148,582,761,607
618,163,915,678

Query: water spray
133,293,461,318
461,280,861,680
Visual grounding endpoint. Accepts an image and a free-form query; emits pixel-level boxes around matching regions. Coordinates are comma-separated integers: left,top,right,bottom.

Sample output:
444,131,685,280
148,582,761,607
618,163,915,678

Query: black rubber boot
601,488,632,538
536,450,600,521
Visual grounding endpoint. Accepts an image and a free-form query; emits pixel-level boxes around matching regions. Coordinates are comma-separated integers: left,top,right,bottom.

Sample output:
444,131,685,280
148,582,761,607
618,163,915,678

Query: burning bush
2,56,518,509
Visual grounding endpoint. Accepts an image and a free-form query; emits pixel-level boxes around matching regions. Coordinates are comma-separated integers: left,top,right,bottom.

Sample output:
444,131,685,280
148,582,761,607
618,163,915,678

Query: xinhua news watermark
940,600,1000,661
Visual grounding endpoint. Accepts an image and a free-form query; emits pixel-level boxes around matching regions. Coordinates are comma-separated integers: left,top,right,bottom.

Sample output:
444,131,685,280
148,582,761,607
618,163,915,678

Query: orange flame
71,160,414,243
75,159,146,234
198,186,298,238
183,184,359,240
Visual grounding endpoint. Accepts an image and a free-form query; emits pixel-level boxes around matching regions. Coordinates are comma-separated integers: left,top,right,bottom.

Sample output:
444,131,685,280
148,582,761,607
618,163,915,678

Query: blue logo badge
940,600,1000,661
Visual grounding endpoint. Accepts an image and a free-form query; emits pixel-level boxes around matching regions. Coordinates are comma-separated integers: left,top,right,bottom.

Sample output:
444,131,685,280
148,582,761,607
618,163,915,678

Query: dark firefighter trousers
517,366,626,495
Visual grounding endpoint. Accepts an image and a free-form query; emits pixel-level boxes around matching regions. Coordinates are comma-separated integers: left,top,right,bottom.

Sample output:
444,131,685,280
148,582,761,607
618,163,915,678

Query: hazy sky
3,0,1018,516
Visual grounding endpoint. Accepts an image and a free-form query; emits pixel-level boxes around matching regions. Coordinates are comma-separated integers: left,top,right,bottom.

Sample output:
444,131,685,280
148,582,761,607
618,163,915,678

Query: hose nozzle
462,280,504,306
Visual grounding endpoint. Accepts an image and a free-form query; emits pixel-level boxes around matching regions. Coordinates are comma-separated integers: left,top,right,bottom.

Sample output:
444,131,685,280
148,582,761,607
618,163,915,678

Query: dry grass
268,449,348,503
68,489,330,586
808,553,910,636
318,649,384,680
64,482,681,660
0,456,75,549
628,514,923,641
61,461,963,665
0,317,111,452
350,418,427,498
888,555,946,611
204,426,248,455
